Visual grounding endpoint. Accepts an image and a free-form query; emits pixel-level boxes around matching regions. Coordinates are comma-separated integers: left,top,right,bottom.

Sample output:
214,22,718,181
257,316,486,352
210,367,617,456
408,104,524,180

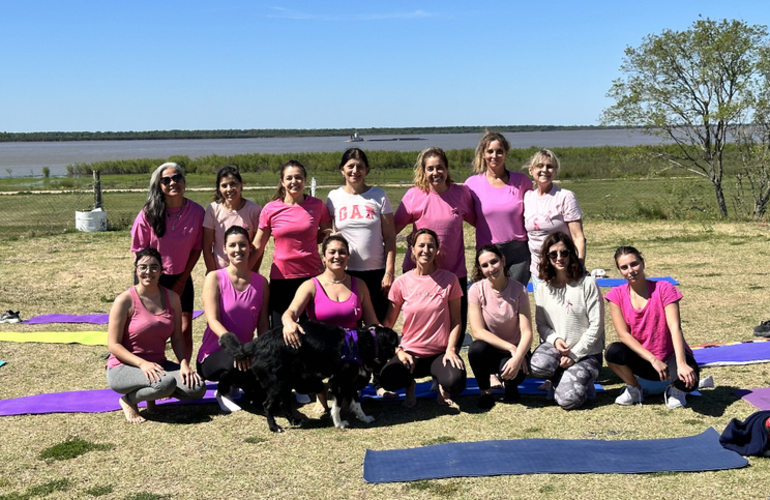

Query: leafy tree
602,18,770,216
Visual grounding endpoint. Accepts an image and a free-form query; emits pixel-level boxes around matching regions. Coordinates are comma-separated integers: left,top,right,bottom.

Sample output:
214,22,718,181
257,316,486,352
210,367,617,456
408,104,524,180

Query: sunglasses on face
161,174,184,185
548,249,570,260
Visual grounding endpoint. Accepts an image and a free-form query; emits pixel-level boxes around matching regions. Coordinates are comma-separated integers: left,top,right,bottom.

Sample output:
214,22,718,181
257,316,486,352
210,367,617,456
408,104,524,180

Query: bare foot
313,402,330,415
490,374,503,389
376,387,399,399
436,385,454,406
403,381,417,408
145,400,158,414
119,396,146,424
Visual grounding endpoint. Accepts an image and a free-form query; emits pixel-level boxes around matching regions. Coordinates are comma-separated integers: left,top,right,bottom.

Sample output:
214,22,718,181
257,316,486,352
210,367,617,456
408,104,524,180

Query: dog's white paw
335,420,350,429
359,415,375,424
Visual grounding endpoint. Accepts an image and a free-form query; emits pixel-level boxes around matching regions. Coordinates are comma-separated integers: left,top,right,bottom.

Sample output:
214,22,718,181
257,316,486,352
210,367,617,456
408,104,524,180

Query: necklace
326,274,347,284
167,205,184,231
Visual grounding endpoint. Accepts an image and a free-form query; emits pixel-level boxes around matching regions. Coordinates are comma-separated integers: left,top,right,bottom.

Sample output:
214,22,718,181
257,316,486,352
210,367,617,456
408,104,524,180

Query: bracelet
385,272,394,278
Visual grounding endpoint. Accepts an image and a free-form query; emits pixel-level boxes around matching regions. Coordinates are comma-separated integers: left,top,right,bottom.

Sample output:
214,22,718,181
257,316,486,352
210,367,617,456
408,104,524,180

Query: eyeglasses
136,264,161,274
161,174,184,185
548,250,570,261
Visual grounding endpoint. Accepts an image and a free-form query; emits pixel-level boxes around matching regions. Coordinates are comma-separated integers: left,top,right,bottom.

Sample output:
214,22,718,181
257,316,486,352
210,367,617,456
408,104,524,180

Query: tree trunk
714,180,728,216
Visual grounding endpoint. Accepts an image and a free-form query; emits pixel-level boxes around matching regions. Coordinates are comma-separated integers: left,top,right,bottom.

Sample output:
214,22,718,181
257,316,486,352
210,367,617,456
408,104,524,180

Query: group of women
106,132,700,424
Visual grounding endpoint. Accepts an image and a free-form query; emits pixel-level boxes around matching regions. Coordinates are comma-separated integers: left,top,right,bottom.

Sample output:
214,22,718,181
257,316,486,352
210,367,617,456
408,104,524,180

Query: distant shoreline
0,125,633,143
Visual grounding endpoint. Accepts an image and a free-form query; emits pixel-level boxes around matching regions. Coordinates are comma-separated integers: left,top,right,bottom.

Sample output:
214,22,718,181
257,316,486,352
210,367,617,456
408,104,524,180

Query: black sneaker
0,310,21,324
754,320,770,337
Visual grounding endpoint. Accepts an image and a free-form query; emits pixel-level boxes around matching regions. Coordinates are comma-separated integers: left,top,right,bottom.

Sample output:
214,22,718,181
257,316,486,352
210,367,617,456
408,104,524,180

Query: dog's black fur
219,321,399,433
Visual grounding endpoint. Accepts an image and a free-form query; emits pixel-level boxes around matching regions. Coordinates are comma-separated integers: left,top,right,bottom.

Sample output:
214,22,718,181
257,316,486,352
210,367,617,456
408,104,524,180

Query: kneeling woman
282,234,380,412
381,229,466,407
198,226,270,413
605,246,699,409
107,248,206,423
467,245,533,409
529,233,605,410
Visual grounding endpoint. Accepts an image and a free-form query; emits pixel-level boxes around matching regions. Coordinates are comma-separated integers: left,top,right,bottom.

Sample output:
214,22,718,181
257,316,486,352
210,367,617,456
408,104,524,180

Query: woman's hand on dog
139,360,166,383
397,349,415,373
442,350,465,371
283,321,305,349
234,357,251,372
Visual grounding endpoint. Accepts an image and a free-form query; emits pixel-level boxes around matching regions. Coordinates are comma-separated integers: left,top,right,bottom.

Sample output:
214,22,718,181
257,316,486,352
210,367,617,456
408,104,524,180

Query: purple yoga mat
693,340,770,366
24,310,205,325
735,387,770,411
0,383,218,416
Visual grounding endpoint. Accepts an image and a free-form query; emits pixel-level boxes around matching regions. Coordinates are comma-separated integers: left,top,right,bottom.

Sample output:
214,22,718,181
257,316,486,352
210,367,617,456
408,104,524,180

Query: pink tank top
107,287,174,368
306,277,362,329
197,269,265,362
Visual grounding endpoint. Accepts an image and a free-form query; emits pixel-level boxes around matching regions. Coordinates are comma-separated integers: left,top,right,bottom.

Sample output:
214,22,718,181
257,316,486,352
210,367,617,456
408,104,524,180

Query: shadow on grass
688,385,740,417
142,403,214,424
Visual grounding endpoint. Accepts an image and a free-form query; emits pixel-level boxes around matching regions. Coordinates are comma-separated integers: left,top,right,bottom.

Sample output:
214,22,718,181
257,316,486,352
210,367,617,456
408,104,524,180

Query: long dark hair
272,160,307,201
537,232,583,282
143,162,185,238
471,244,509,282
214,165,243,204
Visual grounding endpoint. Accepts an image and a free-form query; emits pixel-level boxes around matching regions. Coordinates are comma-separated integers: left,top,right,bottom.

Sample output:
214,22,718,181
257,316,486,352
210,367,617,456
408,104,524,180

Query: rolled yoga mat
363,427,747,483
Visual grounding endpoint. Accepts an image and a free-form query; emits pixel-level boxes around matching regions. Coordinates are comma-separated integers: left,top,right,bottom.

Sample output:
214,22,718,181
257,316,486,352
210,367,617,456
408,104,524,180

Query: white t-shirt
326,187,393,271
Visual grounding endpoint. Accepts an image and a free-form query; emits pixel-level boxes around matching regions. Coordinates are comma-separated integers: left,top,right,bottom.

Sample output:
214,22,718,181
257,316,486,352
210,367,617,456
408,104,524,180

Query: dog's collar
368,326,379,359
342,329,363,366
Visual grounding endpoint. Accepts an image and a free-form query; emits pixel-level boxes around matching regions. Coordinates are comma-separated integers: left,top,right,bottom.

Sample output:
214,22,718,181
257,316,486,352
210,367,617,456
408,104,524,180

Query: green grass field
1,219,769,499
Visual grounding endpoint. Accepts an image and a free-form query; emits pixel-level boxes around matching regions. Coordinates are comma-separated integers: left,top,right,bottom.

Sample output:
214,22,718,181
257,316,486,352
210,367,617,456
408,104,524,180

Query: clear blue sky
2,1,768,132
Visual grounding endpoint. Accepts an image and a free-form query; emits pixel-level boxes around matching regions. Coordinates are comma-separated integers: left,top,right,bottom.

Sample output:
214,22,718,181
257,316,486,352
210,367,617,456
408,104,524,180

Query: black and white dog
219,321,399,433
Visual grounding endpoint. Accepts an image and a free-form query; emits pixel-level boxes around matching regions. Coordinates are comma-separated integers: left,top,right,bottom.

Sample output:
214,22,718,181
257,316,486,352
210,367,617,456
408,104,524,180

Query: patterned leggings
529,342,602,410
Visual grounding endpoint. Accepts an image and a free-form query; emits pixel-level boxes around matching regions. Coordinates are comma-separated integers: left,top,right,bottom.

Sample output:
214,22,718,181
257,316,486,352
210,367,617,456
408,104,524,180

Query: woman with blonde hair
393,147,475,348
465,132,532,285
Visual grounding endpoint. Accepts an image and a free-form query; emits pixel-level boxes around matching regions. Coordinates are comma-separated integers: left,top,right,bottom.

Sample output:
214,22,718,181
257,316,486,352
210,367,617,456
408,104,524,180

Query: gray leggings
529,342,602,410
106,360,207,405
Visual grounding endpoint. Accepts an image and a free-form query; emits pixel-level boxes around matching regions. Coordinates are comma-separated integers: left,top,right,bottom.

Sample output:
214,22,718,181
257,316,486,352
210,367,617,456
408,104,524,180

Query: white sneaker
615,385,643,406
664,384,687,409
698,375,714,389
215,390,242,413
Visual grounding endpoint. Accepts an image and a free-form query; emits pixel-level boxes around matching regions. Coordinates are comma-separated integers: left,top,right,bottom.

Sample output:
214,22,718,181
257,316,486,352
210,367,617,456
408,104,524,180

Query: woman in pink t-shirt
202,166,263,273
523,149,585,292
605,246,700,409
467,245,532,410
394,147,476,350
106,248,206,424
250,160,332,328
130,162,204,360
198,226,270,413
464,132,532,286
381,229,466,408
282,234,380,413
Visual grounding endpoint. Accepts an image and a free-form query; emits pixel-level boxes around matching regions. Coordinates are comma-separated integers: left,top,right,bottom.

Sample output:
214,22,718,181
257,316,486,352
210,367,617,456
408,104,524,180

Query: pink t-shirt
524,185,582,274
605,280,689,361
130,200,205,275
464,171,532,247
203,200,262,269
467,278,528,346
306,277,362,329
394,184,476,278
388,268,463,357
259,196,331,280
107,287,173,368
197,268,265,363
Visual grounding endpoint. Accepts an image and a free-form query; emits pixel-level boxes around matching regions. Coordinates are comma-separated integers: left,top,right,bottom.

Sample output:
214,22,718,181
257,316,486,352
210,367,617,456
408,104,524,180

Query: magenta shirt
259,196,331,280
306,277,362,329
605,280,689,362
198,269,265,363
393,184,476,278
107,287,173,368
464,171,532,247
130,199,205,275
388,269,463,357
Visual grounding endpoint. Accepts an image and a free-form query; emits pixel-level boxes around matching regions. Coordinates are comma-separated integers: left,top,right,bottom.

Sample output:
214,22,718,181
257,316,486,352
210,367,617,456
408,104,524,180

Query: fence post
311,177,317,197
93,170,103,210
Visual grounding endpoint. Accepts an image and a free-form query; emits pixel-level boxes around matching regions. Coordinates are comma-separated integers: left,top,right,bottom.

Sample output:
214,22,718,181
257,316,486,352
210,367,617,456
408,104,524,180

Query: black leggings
605,342,700,392
456,276,468,350
468,339,530,390
379,352,467,395
197,350,263,401
268,277,309,329
348,269,388,323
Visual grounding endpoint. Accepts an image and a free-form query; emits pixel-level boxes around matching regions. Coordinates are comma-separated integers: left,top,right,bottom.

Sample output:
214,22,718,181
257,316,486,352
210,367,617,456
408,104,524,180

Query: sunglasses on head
161,173,184,185
548,249,570,260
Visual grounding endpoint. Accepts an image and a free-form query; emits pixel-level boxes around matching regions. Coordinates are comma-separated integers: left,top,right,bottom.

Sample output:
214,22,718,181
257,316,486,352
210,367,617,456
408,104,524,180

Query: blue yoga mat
524,276,677,292
363,427,746,482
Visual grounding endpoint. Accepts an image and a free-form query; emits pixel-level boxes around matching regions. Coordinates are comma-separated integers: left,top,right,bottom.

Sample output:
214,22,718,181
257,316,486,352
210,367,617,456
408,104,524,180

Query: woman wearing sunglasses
529,232,605,410
131,162,205,360
523,149,585,294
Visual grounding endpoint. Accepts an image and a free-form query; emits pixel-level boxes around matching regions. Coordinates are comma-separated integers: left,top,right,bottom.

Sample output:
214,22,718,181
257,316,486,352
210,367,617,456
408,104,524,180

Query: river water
0,129,665,177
